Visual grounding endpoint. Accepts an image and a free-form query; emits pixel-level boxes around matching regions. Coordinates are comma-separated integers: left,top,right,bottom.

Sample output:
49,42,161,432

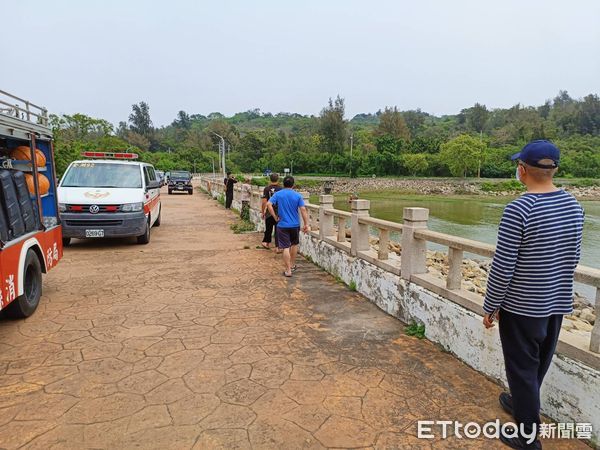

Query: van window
143,166,156,186
61,163,142,188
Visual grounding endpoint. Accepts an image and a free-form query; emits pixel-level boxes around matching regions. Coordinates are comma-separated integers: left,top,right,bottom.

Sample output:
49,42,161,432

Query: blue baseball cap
511,140,560,169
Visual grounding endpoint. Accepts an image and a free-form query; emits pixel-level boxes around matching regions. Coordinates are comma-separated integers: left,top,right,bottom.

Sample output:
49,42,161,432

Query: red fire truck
0,89,62,317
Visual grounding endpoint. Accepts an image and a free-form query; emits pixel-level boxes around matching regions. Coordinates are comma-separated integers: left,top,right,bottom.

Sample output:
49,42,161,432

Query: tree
129,101,153,137
440,134,486,177
464,103,489,133
403,153,429,176
577,94,600,135
403,109,427,137
375,107,410,141
172,110,191,129
319,95,347,154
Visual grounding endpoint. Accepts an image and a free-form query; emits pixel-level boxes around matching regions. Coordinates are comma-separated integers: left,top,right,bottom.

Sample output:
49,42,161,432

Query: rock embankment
302,177,600,200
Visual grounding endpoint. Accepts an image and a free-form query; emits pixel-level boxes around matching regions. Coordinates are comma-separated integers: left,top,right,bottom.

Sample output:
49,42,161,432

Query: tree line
51,90,600,179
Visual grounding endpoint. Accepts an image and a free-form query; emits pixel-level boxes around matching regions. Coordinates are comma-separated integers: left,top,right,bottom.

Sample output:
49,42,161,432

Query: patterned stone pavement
0,189,587,449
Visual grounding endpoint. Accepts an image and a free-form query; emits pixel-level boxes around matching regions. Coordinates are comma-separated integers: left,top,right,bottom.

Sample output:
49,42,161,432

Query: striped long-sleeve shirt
483,189,584,318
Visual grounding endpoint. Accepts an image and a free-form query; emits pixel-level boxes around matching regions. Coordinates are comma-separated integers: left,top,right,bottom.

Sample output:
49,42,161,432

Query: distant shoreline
294,176,600,201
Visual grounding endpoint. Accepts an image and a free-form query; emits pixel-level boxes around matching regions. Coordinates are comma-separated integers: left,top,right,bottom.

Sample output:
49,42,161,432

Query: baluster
378,229,389,260
337,217,346,242
590,287,600,353
447,247,463,290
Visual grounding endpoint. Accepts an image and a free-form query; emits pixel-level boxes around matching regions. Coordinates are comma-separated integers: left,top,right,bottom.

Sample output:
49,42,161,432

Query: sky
2,0,599,127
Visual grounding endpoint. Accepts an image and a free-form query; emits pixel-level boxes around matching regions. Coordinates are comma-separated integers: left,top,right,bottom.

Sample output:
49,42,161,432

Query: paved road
0,190,586,449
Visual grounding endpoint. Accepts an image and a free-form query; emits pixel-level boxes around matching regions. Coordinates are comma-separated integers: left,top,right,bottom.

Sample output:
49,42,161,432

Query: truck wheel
6,250,42,318
62,237,71,247
154,206,161,227
137,218,151,244
168,190,172,195
188,190,193,195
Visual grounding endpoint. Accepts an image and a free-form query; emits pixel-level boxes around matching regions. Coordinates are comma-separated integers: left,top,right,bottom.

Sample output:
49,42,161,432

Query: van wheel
62,237,71,247
6,250,42,318
137,218,151,244
154,206,161,227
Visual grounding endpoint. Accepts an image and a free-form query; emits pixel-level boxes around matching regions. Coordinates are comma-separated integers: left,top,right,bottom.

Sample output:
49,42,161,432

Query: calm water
324,191,600,298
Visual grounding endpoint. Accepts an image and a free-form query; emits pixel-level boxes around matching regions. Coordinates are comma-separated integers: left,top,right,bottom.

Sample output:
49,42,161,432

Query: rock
572,320,593,332
580,311,596,325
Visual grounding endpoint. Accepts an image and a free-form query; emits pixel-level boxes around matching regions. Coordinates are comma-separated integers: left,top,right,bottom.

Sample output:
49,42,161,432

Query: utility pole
211,132,226,177
349,133,354,177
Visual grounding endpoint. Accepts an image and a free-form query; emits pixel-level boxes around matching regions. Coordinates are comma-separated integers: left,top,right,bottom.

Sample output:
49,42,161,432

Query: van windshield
61,162,142,188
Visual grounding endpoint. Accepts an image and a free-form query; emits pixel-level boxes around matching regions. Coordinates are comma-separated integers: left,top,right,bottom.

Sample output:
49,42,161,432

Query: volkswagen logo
89,205,100,214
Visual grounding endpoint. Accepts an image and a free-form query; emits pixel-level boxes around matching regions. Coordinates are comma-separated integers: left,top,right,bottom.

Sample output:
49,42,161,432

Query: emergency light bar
81,151,139,160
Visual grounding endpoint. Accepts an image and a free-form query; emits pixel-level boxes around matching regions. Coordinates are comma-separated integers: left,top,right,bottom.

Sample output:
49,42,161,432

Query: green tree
440,134,486,177
464,103,489,133
403,153,429,176
129,101,153,137
375,107,411,141
319,95,347,153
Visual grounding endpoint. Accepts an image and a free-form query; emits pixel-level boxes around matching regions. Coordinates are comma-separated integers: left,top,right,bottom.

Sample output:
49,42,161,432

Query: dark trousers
225,191,233,209
499,309,562,439
263,216,278,246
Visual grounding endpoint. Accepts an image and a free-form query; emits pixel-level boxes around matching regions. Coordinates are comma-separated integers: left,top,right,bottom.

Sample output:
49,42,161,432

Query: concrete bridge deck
0,191,586,449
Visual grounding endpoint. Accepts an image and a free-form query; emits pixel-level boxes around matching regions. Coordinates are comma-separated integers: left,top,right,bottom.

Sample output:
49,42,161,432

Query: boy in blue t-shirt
267,176,309,277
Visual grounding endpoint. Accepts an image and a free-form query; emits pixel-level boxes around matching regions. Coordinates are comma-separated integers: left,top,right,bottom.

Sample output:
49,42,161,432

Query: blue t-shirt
269,189,305,228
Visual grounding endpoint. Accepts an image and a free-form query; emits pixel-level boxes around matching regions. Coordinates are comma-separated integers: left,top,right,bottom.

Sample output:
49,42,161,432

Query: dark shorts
276,227,300,249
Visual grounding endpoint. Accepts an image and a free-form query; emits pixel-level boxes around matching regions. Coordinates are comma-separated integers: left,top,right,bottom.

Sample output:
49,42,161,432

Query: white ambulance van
57,152,161,245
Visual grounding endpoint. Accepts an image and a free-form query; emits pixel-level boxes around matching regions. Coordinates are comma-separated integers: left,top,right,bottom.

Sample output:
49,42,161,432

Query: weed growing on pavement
406,322,426,339
231,220,255,234
217,194,225,206
349,280,357,291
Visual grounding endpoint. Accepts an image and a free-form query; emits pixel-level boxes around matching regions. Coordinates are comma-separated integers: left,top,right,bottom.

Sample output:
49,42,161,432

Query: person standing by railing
261,173,282,250
223,172,237,209
482,140,585,449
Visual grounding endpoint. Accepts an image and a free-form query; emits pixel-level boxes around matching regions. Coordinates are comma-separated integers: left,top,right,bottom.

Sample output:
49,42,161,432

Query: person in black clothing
223,172,237,209
261,173,282,249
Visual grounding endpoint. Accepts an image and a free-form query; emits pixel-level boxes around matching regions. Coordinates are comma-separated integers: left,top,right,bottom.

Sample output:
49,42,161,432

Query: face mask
515,166,521,182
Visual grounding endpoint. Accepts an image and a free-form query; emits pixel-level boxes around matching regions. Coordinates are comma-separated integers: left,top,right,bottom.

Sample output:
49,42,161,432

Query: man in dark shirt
223,172,237,209
261,173,282,249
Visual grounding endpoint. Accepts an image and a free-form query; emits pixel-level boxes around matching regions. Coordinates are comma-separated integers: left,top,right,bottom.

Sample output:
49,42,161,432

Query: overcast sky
3,0,599,126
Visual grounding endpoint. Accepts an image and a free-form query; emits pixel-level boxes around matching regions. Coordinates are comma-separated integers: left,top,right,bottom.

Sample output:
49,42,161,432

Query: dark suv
168,170,193,195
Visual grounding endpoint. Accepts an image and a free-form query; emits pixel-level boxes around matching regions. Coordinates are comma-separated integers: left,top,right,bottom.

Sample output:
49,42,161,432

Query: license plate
85,229,104,238
177,186,184,190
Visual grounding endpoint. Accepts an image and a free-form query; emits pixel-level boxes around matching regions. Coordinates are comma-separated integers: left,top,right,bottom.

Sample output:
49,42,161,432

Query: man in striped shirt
483,140,584,449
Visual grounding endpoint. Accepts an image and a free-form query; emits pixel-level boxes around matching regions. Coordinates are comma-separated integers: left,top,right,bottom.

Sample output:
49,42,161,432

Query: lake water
325,191,600,299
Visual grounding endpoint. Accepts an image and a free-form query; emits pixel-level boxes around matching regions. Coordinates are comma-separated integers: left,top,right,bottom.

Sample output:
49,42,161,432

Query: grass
405,322,426,339
349,280,357,291
230,220,255,234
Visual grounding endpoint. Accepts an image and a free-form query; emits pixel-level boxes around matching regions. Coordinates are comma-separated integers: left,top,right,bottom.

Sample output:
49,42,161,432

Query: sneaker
499,433,542,449
499,392,514,417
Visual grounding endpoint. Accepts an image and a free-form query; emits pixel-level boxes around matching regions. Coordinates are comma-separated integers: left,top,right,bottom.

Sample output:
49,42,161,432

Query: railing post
350,199,370,256
300,191,311,229
319,195,334,239
401,207,429,280
447,247,463,290
337,217,347,242
590,287,600,353
378,229,390,260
